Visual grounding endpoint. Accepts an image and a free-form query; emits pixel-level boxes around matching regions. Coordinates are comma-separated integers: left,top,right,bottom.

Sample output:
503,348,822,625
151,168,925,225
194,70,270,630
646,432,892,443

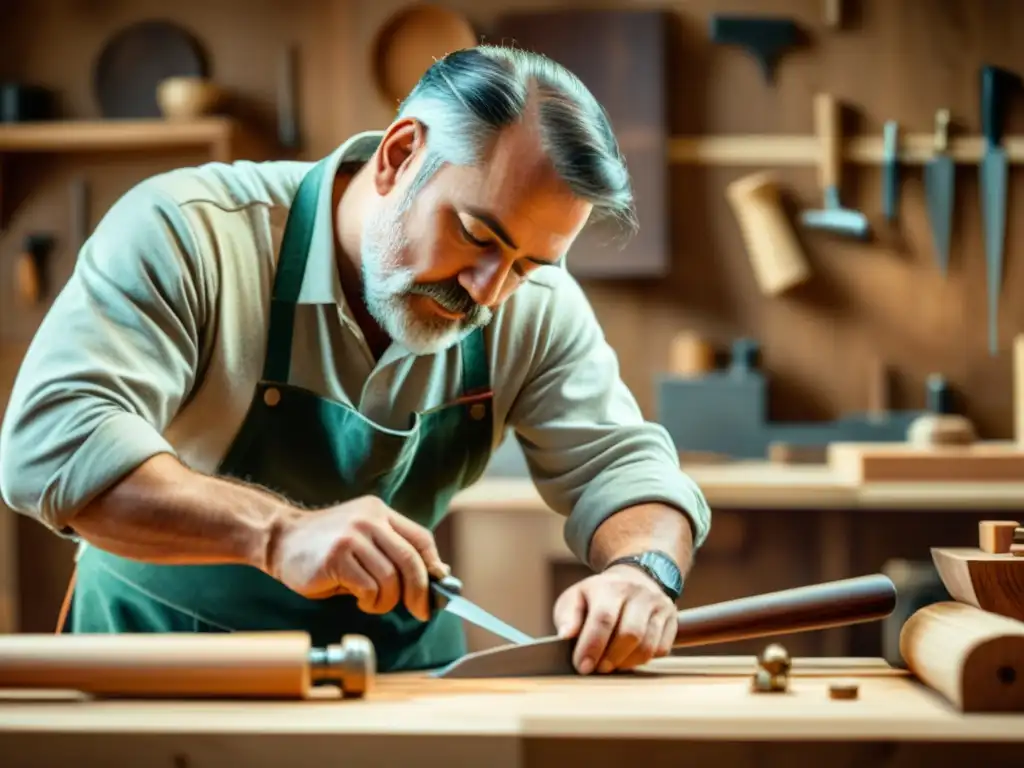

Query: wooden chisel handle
673,574,897,648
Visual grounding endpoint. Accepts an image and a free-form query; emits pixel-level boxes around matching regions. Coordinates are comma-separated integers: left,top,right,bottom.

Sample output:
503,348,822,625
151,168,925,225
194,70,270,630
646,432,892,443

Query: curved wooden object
932,547,1024,622
0,632,374,699
900,601,1024,712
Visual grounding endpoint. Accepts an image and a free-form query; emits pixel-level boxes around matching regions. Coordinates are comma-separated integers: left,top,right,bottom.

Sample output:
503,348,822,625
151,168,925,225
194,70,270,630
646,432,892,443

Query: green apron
63,157,495,673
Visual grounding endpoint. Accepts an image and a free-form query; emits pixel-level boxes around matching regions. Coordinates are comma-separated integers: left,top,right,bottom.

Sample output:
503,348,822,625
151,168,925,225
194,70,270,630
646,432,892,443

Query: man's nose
459,254,511,308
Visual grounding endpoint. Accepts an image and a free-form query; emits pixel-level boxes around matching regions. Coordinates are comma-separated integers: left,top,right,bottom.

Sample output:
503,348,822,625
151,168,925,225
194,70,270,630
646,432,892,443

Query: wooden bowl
371,3,478,105
156,76,222,120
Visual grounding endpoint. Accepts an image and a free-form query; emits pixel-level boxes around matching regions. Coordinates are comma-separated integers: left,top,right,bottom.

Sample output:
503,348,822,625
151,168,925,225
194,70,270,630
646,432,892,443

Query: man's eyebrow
463,207,517,250
463,206,560,266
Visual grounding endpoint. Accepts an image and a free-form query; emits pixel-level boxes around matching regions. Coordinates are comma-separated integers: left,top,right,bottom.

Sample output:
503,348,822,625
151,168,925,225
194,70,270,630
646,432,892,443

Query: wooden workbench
1,657,1021,767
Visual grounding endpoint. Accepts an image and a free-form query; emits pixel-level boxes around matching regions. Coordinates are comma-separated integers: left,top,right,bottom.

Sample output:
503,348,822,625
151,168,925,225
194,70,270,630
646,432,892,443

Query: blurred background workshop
0,0,1022,671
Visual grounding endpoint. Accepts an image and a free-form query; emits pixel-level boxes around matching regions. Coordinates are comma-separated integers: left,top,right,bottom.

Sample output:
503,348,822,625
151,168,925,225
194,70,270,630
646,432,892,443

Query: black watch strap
606,550,683,600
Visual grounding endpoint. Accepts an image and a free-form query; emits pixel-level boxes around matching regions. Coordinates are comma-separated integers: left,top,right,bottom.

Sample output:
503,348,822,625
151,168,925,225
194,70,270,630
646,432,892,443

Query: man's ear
373,118,427,197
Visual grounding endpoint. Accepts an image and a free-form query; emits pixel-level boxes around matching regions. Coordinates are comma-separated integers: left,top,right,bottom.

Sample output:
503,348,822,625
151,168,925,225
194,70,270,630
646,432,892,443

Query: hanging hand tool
979,64,1022,356
431,574,533,646
800,93,869,239
434,573,896,678
923,109,955,276
882,120,899,223
708,15,803,85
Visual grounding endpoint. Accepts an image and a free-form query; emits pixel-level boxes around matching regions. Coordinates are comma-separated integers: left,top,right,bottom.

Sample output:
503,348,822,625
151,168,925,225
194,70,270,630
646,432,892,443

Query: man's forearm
587,503,695,573
69,452,295,571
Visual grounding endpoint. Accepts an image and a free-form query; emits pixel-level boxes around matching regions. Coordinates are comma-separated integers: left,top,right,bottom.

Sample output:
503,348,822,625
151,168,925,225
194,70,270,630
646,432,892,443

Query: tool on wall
16,233,55,306
979,64,1022,356
277,43,300,151
801,93,869,239
923,109,955,276
708,15,802,85
824,0,842,29
726,171,810,296
881,120,899,223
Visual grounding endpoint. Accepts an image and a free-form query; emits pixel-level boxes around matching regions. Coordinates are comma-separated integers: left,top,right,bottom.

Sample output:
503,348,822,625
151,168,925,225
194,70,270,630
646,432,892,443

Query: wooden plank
828,442,1024,484
666,134,1024,166
0,118,242,153
0,671,1020,741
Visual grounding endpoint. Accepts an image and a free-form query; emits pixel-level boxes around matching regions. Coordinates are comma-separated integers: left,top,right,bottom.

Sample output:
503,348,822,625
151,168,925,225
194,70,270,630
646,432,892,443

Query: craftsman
0,46,710,676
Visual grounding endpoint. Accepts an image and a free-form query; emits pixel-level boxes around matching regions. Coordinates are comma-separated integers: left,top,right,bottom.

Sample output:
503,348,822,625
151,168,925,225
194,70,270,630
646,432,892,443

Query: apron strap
262,159,329,383
458,327,490,397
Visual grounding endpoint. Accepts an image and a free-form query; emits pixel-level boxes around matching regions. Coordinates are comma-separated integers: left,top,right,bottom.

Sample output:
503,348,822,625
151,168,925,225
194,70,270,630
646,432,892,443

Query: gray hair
393,45,637,235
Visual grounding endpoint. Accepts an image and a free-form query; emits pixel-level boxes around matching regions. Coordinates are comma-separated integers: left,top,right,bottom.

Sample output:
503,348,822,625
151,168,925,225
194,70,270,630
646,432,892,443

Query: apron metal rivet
469,403,486,421
264,388,281,407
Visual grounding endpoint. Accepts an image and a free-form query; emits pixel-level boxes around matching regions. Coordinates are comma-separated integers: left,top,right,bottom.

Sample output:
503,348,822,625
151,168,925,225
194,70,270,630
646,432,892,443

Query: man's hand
553,564,678,675
266,495,450,621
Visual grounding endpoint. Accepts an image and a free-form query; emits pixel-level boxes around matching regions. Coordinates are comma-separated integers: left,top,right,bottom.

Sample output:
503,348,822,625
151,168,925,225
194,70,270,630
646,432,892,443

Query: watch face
640,552,683,597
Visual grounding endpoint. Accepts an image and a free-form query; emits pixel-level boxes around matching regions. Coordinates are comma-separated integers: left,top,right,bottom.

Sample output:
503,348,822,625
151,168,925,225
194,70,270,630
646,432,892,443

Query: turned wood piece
726,172,810,296
0,632,374,699
932,547,1024,622
672,573,896,647
900,601,1024,712
906,413,977,446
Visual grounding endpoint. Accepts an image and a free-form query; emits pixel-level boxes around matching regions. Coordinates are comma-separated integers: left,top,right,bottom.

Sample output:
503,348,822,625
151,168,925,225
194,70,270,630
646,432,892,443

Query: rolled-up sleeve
507,273,711,565
0,181,207,533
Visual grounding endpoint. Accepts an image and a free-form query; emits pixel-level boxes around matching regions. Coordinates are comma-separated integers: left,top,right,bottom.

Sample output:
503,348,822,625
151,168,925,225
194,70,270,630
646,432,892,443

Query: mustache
407,279,484,319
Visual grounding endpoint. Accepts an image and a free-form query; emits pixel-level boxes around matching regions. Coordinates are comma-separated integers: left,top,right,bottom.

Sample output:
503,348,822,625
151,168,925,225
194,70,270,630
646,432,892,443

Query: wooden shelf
0,118,274,229
0,117,261,162
667,133,1024,166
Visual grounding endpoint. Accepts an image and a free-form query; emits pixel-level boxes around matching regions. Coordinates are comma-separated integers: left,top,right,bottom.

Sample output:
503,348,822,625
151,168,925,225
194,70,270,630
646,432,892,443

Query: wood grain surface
0,658,1020,741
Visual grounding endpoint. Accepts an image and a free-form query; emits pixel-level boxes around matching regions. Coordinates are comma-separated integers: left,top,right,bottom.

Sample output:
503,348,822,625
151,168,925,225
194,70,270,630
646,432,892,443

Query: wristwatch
605,550,684,601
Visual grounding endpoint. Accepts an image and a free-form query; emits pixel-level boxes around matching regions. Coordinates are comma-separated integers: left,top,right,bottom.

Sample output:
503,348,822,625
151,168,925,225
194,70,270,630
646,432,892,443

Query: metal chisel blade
923,155,955,275
431,580,534,646
981,146,1008,356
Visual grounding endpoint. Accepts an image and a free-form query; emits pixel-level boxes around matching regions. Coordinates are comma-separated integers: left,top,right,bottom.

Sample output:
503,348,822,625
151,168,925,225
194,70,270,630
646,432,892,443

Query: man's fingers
620,607,672,670
373,524,431,621
552,586,587,639
349,538,399,614
596,594,651,673
657,608,677,656
573,593,624,675
331,548,379,608
387,509,449,579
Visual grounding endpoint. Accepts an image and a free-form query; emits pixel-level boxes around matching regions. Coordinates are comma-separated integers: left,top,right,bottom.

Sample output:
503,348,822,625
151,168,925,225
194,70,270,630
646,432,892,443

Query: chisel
882,120,899,222
923,109,955,276
979,64,1022,356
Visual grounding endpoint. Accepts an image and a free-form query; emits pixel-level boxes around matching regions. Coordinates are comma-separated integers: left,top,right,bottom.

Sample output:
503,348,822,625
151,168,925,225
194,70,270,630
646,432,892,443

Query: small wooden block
768,442,827,465
979,520,1021,554
1011,543,1024,558
829,681,859,700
